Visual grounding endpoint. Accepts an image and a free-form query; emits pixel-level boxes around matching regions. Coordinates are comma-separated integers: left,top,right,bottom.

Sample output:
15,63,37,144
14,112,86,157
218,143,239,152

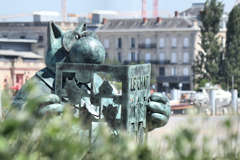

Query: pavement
148,115,240,153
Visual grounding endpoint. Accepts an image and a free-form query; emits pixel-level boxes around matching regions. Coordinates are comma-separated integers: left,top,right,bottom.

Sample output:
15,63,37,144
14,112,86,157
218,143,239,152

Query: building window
183,38,189,48
171,67,177,76
16,74,24,85
159,38,165,48
131,38,135,48
117,38,122,49
105,52,109,59
171,38,177,47
137,53,141,61
104,39,109,48
159,52,165,61
128,53,131,61
118,52,122,62
171,53,177,63
183,67,189,76
131,52,136,61
159,67,165,76
159,52,165,64
20,35,26,39
145,53,151,62
145,38,151,48
183,52,189,63
38,35,43,42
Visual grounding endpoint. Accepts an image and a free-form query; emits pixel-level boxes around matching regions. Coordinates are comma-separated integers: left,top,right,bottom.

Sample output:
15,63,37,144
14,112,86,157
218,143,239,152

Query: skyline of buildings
0,2,230,92
0,0,235,22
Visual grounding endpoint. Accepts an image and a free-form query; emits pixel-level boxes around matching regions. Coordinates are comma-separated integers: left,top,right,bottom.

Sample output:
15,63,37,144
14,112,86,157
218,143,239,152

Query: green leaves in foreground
0,108,159,160
1,88,240,160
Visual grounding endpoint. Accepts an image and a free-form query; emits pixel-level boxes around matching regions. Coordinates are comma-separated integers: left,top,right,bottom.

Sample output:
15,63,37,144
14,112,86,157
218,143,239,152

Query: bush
0,89,240,160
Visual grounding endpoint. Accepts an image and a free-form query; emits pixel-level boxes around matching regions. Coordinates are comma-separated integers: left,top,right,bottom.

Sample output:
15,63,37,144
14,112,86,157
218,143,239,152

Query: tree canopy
224,5,240,90
193,0,224,88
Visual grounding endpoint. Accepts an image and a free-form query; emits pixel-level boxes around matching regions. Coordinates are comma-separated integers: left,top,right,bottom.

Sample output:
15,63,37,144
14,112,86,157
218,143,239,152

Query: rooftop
98,17,194,31
0,38,37,44
33,11,60,16
92,10,118,15
0,21,77,27
179,3,204,18
0,50,43,59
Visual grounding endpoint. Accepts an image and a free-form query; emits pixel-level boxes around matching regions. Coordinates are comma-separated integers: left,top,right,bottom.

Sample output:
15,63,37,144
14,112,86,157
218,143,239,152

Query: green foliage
1,88,240,160
200,0,224,34
193,0,224,87
226,5,240,47
198,79,209,89
224,5,240,92
166,128,200,160
1,88,12,110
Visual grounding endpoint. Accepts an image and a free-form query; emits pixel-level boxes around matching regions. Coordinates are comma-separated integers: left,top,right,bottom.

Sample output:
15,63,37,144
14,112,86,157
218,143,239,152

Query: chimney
102,18,107,24
143,17,148,24
174,11,179,17
156,17,162,23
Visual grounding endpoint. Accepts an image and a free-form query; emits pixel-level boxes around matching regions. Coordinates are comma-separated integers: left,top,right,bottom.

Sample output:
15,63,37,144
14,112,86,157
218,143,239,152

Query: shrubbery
0,89,240,160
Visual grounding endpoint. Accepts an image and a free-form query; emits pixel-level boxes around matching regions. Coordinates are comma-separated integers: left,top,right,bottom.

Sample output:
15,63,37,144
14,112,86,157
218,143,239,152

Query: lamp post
163,82,169,93
179,83,183,91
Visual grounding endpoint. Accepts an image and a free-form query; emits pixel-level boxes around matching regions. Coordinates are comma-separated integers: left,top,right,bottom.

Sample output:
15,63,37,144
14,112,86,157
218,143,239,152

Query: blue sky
0,0,235,20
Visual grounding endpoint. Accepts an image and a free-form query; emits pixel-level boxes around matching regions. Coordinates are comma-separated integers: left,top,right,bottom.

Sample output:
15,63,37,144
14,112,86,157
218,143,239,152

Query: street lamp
163,82,169,93
179,82,183,90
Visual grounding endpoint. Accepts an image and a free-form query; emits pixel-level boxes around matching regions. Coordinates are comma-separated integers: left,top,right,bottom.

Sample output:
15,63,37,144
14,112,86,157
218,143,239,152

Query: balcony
138,43,157,49
124,60,172,65
123,60,138,65
157,76,190,83
152,60,170,64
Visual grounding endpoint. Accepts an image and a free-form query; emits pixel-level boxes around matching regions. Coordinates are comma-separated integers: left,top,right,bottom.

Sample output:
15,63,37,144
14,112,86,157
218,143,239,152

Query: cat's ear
48,22,63,49
74,23,87,33
62,30,75,52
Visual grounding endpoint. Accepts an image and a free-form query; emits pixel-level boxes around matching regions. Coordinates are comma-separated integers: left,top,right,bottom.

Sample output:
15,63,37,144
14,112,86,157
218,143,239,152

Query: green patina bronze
55,63,151,143
12,22,171,143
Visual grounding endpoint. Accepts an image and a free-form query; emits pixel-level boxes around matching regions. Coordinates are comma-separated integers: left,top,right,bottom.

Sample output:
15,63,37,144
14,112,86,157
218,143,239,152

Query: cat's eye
75,34,80,40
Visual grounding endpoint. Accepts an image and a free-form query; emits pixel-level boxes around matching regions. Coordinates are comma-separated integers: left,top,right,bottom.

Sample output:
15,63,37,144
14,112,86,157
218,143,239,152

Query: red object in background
11,83,21,91
150,89,155,94
11,74,24,91
153,0,158,18
142,0,147,18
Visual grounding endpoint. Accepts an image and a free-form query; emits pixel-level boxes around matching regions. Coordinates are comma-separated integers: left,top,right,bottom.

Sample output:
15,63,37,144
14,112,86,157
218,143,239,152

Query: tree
193,0,224,88
224,5,240,90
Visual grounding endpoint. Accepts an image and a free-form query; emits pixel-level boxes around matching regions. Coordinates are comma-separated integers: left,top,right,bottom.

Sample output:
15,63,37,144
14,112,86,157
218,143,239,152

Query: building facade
0,22,78,56
0,38,44,91
0,56,45,91
0,22,48,56
0,4,227,92
96,2,228,92
96,17,200,91
0,21,80,91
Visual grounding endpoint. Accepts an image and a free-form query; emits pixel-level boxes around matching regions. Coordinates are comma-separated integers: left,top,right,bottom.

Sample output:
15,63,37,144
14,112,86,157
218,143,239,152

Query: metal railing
157,76,190,83
138,43,157,49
